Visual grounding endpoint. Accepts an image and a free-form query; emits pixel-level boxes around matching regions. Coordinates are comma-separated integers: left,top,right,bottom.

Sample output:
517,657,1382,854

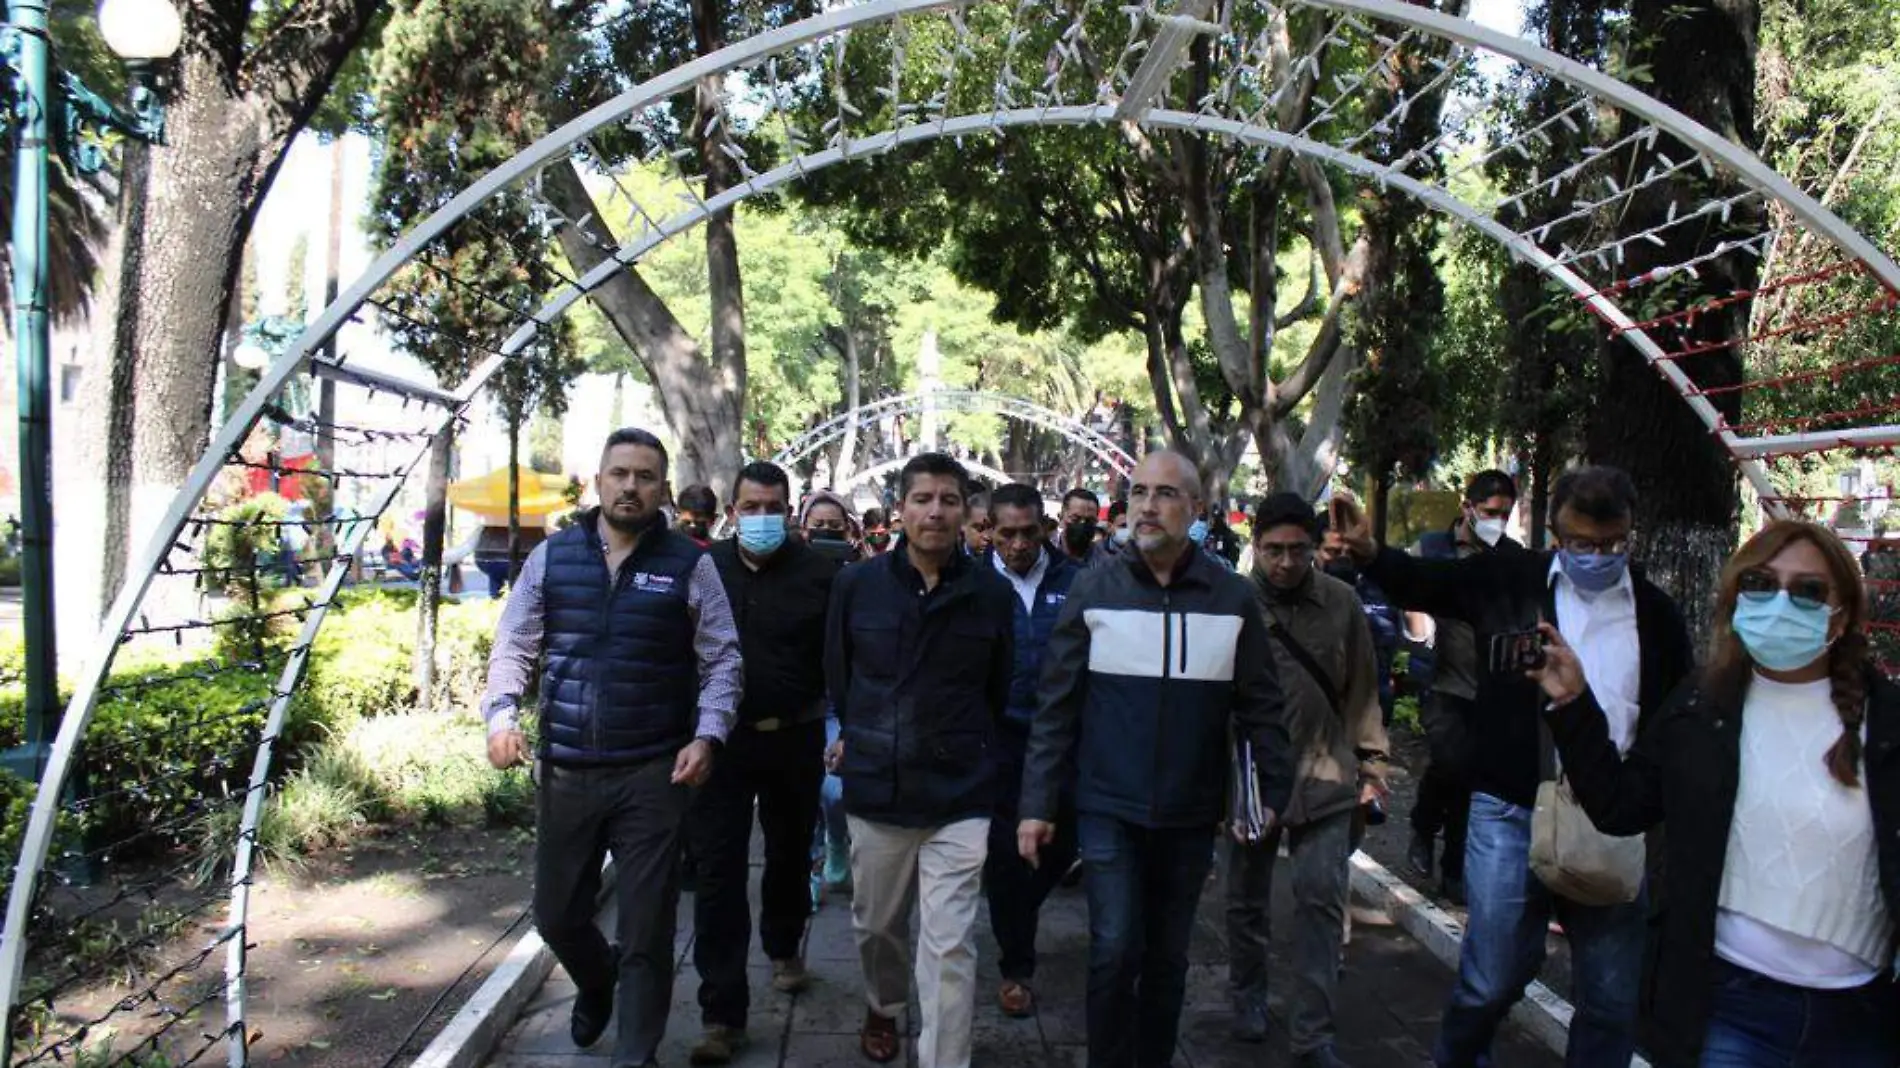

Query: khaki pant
847,815,989,1068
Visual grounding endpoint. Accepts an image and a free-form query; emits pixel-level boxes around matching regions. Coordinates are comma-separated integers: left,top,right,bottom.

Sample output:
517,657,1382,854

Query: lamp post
4,0,180,771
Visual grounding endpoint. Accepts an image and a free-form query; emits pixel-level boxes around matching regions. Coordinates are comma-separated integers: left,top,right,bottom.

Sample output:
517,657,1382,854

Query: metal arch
772,390,1136,475
839,456,1019,491
11,0,1900,1050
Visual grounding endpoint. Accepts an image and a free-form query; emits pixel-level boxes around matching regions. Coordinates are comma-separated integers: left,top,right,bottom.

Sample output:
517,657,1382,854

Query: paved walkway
486,846,1560,1068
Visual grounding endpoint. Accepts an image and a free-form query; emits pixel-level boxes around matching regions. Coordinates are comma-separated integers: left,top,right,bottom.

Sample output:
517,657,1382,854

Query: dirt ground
37,823,534,1067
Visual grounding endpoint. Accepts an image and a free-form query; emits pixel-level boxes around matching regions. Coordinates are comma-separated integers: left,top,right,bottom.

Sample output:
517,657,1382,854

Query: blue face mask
1188,519,1210,545
737,514,787,556
1559,549,1627,594
1732,590,1836,672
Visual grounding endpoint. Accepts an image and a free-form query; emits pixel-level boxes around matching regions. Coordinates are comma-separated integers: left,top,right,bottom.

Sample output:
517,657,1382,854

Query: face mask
1188,519,1210,545
1111,526,1132,548
1472,516,1506,547
1063,521,1096,552
682,520,710,541
865,530,890,548
1732,590,1837,672
737,514,786,556
1322,559,1359,582
1559,549,1628,594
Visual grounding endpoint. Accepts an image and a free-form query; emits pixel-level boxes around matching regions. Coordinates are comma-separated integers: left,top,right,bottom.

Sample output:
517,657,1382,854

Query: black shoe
571,974,617,1049
1441,873,1466,907
1407,829,1435,877
1295,1045,1349,1068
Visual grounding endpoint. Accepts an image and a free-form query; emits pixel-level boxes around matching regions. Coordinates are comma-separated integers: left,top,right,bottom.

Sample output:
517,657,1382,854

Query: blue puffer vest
539,513,702,764
998,548,1080,730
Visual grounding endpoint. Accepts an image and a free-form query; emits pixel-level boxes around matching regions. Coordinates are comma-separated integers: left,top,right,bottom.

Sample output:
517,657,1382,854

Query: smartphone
807,531,857,563
1488,629,1548,674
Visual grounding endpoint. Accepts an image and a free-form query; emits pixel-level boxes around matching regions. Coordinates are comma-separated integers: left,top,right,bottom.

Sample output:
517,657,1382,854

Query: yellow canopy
447,466,575,524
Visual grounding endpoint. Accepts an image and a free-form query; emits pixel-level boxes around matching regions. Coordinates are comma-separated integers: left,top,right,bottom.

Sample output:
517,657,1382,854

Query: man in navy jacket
1020,450,1291,1068
982,483,1083,1018
824,452,1016,1068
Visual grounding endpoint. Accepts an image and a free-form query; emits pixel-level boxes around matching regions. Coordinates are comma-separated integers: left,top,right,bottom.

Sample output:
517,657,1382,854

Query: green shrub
0,555,20,588
1393,694,1423,734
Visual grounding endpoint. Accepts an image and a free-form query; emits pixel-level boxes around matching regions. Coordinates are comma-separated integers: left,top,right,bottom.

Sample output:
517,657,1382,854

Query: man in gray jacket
1228,493,1388,1068
1018,450,1291,1068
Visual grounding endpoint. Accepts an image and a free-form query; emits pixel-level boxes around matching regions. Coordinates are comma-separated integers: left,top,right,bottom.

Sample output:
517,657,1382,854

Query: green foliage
0,593,500,889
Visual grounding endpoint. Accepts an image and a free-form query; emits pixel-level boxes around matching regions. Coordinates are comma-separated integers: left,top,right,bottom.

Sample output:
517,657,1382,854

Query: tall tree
69,0,382,624
1586,0,1763,632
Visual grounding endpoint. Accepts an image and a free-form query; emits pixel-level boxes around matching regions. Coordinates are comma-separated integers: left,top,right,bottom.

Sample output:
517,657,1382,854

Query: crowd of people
481,425,1900,1068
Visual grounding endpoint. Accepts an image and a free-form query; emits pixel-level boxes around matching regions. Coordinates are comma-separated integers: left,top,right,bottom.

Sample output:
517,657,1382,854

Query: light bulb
97,0,184,62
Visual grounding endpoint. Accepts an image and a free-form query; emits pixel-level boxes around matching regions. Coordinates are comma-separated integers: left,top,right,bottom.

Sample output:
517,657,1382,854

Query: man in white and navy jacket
1018,450,1292,1068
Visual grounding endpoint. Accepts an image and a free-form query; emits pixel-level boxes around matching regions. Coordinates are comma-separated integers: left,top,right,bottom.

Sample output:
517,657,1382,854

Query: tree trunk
541,161,744,493
415,424,454,712
1588,0,1761,639
834,328,862,485
507,416,523,584
1371,469,1394,545
316,138,345,473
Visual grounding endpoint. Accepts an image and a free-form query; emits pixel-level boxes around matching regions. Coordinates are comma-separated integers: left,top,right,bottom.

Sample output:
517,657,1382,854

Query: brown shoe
998,980,1035,1018
689,1025,745,1066
772,957,811,994
860,1010,900,1063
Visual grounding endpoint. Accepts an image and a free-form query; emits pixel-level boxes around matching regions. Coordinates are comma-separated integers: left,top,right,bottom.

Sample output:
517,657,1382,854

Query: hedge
0,590,505,892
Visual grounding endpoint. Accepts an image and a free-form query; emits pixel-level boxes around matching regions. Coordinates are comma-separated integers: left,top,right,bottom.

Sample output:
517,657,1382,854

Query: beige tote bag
1529,776,1644,906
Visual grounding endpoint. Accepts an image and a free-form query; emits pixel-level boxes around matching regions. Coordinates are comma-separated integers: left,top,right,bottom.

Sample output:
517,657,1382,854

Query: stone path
485,847,1561,1068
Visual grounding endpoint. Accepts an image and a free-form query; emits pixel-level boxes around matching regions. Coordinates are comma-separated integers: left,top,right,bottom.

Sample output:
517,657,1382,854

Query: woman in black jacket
1524,519,1899,1068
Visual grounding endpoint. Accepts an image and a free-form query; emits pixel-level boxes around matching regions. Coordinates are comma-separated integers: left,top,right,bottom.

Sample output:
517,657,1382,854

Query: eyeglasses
1256,542,1313,562
1561,536,1629,555
1737,569,1834,612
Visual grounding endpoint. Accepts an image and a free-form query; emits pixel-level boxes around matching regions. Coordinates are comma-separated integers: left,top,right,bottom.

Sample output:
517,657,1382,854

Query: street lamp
5,0,180,774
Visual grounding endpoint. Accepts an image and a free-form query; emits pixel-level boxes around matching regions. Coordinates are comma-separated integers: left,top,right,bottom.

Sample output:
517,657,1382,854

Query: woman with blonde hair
1525,519,1900,1067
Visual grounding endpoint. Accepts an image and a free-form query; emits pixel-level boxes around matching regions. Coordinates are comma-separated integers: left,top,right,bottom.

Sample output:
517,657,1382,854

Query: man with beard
482,427,744,1068
825,452,1015,1068
1021,450,1291,1068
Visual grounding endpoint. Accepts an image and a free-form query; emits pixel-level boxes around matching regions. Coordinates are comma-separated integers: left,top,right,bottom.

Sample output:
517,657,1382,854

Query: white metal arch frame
772,390,1136,476
7,0,1900,1062
839,455,1019,492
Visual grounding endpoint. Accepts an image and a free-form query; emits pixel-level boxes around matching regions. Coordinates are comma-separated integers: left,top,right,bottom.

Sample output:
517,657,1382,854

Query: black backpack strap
1269,622,1343,720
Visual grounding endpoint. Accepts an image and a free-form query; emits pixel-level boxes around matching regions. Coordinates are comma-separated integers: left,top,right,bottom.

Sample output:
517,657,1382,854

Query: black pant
984,729,1076,982
691,718,826,1029
1411,692,1474,880
534,756,691,1068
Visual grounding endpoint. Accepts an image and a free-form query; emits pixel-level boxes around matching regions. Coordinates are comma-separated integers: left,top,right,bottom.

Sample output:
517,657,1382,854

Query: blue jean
1699,960,1899,1067
1434,792,1646,1068
812,717,849,873
1078,814,1216,1068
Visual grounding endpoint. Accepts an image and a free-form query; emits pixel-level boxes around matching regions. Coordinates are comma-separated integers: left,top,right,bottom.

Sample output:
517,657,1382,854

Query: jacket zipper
1154,589,1171,825
597,536,635,755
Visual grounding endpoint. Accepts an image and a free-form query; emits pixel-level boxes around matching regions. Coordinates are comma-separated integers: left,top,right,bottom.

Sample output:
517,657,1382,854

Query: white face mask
1472,516,1506,547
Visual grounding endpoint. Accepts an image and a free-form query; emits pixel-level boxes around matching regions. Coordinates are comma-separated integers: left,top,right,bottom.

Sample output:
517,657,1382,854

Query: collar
890,536,970,594
1126,541,1203,588
1547,553,1636,602
991,544,1052,588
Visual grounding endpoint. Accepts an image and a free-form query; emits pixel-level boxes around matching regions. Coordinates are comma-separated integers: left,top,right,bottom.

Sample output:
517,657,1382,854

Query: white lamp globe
233,341,271,372
97,0,184,62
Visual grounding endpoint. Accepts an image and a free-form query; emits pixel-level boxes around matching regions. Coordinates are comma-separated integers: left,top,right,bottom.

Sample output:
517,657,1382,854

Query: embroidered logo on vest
632,571,678,593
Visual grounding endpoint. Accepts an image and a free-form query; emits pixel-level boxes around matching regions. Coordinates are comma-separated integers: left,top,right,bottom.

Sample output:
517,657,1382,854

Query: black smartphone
807,531,857,563
1488,629,1548,674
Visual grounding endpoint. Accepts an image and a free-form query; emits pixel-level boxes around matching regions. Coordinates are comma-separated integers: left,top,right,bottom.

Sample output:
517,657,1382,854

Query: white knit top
1715,676,1894,986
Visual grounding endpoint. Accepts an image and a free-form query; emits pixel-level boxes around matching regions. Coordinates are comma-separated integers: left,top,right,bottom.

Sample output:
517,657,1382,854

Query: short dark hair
990,483,1044,519
1252,491,1318,541
862,506,889,529
677,483,717,516
1062,488,1101,512
1465,469,1518,504
1107,499,1128,521
732,460,790,503
1551,465,1638,525
898,452,969,500
602,427,669,473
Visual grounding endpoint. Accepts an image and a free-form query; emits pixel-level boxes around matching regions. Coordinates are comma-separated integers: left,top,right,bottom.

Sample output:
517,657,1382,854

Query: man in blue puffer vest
483,427,744,1068
981,482,1082,1020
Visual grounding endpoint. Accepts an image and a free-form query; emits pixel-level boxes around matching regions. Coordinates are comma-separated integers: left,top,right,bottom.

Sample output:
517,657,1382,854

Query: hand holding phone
1487,629,1548,675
